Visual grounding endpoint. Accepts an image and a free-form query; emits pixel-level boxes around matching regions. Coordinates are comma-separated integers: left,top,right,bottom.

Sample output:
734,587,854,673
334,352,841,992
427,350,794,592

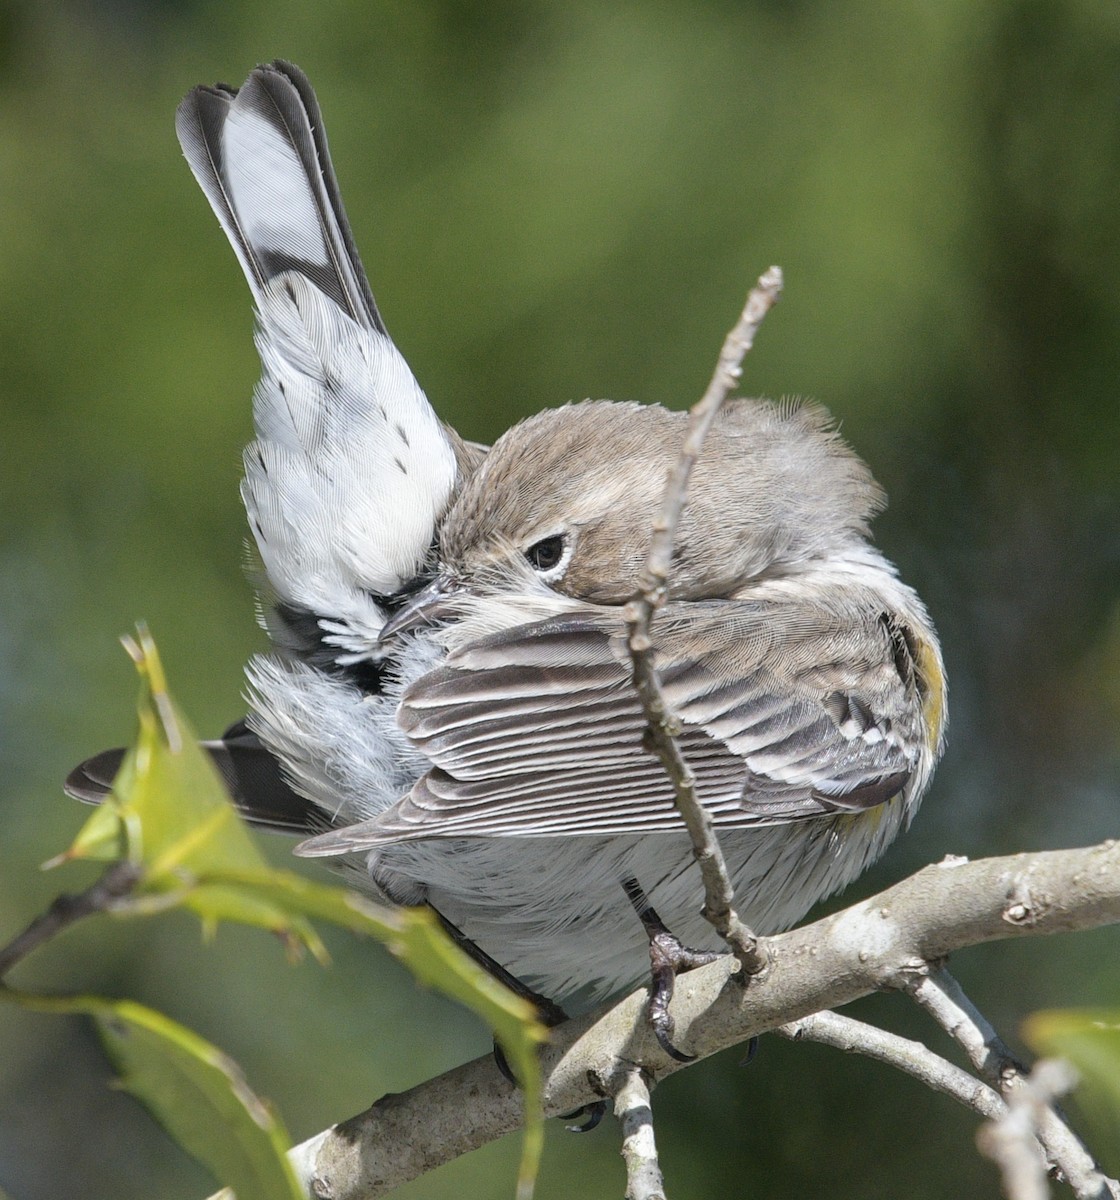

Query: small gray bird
68,62,946,1026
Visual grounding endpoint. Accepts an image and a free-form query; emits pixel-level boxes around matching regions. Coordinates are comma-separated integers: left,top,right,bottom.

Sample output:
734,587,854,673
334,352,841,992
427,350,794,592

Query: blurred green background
2,0,1118,1196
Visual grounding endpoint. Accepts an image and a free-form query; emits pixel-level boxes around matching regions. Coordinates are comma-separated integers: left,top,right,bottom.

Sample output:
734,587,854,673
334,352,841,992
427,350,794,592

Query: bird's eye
524,533,569,578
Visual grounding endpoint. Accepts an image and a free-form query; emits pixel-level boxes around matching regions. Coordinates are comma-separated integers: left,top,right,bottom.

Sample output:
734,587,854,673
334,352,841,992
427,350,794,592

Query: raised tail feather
175,60,384,331
176,61,470,627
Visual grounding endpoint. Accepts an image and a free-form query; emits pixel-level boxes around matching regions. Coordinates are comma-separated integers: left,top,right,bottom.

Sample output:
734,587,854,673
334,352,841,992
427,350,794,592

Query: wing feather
297,599,931,855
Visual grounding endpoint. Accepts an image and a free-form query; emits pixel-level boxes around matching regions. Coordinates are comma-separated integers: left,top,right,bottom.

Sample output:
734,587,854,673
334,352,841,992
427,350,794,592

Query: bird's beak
377,576,463,645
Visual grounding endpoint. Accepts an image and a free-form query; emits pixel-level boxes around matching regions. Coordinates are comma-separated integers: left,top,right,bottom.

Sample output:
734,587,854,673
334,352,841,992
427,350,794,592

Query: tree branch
774,1009,1007,1122
265,841,1120,1200
0,861,140,981
907,967,1119,1200
613,1067,666,1200
977,1059,1079,1200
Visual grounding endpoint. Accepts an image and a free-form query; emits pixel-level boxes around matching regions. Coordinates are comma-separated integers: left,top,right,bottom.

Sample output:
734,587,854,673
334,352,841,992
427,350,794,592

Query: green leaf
8,991,301,1200
57,793,129,864
51,627,547,1196
57,627,324,958
1023,1007,1120,1173
194,868,549,1198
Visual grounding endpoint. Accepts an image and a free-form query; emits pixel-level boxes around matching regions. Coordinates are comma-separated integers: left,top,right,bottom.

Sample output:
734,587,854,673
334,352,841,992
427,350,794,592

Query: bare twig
977,1059,1078,1200
907,967,1119,1200
776,1012,1108,1200
0,861,141,981
246,841,1120,1200
905,966,1029,1085
624,266,783,976
613,1068,667,1200
776,1010,1007,1122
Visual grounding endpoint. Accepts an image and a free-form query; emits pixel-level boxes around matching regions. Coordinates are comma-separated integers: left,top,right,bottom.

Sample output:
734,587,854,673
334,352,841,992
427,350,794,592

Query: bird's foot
645,926,721,1062
623,877,721,1062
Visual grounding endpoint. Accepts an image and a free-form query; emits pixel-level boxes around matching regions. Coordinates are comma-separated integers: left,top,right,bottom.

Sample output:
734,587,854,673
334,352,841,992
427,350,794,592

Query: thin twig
907,967,1119,1200
0,861,141,981
613,1067,667,1200
624,266,783,976
977,1059,1078,1200
905,966,1028,1084
776,1010,1007,1122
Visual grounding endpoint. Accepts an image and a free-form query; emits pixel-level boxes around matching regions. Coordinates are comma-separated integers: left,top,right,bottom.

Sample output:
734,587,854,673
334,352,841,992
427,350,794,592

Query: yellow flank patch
915,637,946,746
833,791,902,836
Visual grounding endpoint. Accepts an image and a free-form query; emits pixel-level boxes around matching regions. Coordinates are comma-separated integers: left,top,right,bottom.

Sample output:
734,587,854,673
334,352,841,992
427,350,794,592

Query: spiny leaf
194,868,548,1197
52,628,546,1196
8,991,302,1200
58,627,323,957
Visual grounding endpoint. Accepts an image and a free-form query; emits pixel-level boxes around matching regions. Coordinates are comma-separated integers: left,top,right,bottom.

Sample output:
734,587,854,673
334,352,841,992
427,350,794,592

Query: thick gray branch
273,841,1120,1200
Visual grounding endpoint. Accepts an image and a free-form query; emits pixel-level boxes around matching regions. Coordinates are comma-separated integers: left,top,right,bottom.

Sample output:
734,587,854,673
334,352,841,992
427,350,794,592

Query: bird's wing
65,720,318,835
177,62,467,649
296,599,933,853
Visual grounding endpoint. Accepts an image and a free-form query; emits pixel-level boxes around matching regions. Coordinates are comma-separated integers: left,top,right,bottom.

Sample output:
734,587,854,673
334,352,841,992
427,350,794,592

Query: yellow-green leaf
1023,1007,1120,1173
52,628,546,1196
194,868,548,1198
52,797,128,865
10,991,301,1200
58,627,322,956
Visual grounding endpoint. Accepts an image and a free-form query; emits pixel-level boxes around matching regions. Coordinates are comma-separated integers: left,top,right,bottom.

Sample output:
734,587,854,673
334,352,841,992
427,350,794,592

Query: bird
67,61,946,1042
